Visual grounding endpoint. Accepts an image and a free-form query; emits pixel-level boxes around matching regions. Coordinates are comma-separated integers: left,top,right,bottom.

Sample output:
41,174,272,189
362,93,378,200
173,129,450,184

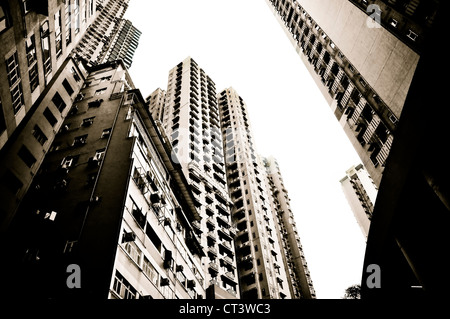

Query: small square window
32,125,48,145
407,29,418,41
94,88,107,96
62,79,74,96
52,92,67,112
18,145,36,168
82,117,95,127
43,107,58,127
101,128,111,138
88,99,103,108
73,134,88,146
389,18,398,27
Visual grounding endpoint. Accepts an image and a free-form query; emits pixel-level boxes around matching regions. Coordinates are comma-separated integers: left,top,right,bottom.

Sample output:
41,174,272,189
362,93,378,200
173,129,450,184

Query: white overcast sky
124,0,366,299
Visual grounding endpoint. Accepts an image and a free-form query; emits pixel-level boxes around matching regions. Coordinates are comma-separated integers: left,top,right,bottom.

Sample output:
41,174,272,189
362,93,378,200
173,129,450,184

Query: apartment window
61,155,80,168
25,34,39,92
43,107,58,127
407,29,418,41
161,283,175,299
112,271,137,299
52,92,66,112
32,125,47,145
6,52,24,114
94,88,107,96
88,99,103,108
25,35,37,66
389,113,398,125
1,170,23,194
143,257,158,285
40,21,52,75
93,148,105,162
65,1,72,45
0,3,12,33
101,128,112,138
18,145,36,168
389,18,398,28
28,63,39,92
54,9,62,58
62,79,74,96
89,0,94,16
21,0,31,14
123,241,142,265
73,134,88,146
70,67,81,82
81,116,95,127
100,76,111,82
177,270,187,288
82,0,87,23
49,141,62,152
74,0,80,34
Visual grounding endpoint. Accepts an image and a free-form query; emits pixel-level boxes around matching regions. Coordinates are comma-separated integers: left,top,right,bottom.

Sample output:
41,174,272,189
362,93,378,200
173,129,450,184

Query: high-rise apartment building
146,87,166,123
218,87,298,299
151,58,315,299
264,156,316,299
340,164,378,238
101,18,141,69
157,57,239,299
265,0,440,187
3,60,207,299
0,0,139,235
72,0,132,67
0,0,96,150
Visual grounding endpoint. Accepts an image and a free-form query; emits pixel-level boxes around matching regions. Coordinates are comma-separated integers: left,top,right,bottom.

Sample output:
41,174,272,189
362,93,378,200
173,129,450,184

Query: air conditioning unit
150,192,161,203
187,280,196,289
122,231,136,243
160,278,170,286
176,265,184,272
163,217,171,227
61,158,73,169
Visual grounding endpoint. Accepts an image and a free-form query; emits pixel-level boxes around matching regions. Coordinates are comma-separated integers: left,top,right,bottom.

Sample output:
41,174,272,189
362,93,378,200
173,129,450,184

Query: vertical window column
40,21,52,78
5,52,24,115
74,0,80,34
25,35,39,92
54,9,62,58
65,1,72,46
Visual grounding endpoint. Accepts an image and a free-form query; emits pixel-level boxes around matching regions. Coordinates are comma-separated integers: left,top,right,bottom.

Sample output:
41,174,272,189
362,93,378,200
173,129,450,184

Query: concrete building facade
0,0,138,235
156,57,239,299
264,156,316,299
219,87,293,299
340,164,378,238
146,87,166,123
101,18,141,69
72,0,131,68
3,60,207,299
265,0,440,187
0,0,95,150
